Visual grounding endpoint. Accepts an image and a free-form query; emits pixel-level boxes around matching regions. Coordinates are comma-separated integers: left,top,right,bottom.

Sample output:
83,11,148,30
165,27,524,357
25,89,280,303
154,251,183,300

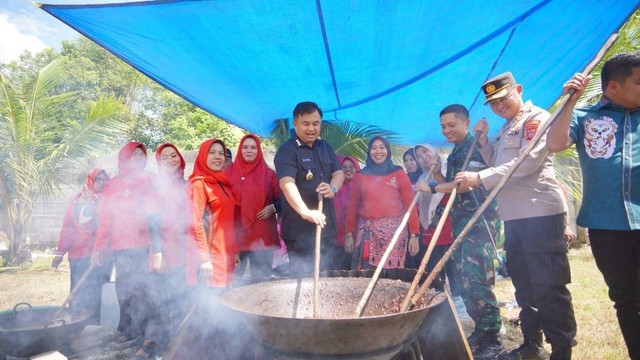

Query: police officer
455,72,576,360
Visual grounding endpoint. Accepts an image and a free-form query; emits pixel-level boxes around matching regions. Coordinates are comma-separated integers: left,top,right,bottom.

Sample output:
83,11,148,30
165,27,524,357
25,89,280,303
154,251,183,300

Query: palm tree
578,11,640,105
551,10,640,245
0,59,127,262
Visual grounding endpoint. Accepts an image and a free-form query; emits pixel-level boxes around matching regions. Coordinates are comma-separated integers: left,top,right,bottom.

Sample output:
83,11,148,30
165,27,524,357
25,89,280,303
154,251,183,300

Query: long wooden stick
48,262,97,324
354,187,421,317
162,303,198,360
400,134,480,312
313,193,324,318
444,285,474,360
404,33,619,311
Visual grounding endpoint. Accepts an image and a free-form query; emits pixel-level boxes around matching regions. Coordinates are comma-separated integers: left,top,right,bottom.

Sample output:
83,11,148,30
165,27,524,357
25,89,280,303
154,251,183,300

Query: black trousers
113,247,159,341
237,249,276,278
283,237,332,277
504,214,577,347
589,229,640,360
69,256,112,322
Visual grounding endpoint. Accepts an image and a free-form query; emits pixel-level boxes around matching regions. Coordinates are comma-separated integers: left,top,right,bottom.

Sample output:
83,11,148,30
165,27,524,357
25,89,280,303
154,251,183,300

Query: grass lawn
493,246,628,360
0,246,630,359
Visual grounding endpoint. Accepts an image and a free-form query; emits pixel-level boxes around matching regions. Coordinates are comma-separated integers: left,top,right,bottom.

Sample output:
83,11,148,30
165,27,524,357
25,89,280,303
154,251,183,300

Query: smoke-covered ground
0,248,628,359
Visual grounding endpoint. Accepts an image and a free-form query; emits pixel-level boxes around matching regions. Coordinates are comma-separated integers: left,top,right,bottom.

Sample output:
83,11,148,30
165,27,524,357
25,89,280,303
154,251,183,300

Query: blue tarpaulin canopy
40,0,639,146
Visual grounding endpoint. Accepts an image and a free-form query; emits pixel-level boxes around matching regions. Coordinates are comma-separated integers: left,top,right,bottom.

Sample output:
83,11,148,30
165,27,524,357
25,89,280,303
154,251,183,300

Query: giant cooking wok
219,270,445,358
0,302,93,357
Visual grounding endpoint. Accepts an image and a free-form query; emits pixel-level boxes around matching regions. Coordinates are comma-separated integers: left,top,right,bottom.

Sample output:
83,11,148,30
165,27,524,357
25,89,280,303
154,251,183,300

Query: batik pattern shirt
571,98,640,230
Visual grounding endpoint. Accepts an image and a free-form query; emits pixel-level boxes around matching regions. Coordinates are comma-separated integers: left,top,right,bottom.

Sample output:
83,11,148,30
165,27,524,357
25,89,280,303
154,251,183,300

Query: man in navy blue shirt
274,101,344,277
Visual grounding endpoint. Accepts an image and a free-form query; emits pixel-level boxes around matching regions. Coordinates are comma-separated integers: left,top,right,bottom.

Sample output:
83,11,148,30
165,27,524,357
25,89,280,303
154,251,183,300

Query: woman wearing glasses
331,155,361,270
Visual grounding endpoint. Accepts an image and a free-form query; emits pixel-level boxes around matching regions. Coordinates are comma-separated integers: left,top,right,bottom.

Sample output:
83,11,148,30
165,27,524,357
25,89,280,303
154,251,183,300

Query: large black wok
219,275,445,357
0,303,93,357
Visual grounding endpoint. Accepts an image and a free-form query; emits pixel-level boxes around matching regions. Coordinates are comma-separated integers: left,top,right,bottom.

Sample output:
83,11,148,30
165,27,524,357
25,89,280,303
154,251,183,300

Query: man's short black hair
439,104,469,121
293,101,323,119
601,52,640,92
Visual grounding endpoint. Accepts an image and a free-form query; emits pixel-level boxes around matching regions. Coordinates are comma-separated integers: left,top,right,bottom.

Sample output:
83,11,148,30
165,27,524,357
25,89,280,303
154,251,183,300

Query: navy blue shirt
571,98,640,230
274,136,340,242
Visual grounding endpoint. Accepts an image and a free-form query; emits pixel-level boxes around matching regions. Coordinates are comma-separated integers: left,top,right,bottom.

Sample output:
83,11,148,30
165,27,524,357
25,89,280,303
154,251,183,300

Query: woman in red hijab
91,142,159,357
52,168,111,322
331,155,361,270
147,143,189,354
187,138,238,288
226,134,281,278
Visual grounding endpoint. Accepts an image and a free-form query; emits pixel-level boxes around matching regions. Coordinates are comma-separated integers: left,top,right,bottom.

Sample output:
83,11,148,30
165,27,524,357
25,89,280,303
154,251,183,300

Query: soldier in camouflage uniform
417,103,503,360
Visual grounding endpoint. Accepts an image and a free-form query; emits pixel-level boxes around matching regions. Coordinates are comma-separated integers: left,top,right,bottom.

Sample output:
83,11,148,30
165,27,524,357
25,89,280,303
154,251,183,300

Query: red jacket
226,134,280,251
150,176,188,269
333,155,361,246
421,194,453,246
58,169,107,260
94,142,154,253
151,143,188,269
94,171,155,252
186,139,238,288
57,195,100,260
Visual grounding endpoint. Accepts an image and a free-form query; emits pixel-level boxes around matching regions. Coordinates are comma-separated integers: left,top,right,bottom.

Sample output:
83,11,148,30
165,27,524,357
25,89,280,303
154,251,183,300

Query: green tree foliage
0,59,127,260
129,89,241,150
55,37,242,151
578,10,640,106
552,9,640,202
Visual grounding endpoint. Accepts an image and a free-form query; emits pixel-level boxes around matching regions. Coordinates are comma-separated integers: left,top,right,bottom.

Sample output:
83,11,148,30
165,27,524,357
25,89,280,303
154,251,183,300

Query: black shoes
498,332,549,360
466,328,486,348
468,330,505,360
549,345,572,360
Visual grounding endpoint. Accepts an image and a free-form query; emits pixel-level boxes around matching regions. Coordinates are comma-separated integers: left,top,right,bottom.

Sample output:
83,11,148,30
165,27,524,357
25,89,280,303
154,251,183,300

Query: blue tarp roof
39,0,639,146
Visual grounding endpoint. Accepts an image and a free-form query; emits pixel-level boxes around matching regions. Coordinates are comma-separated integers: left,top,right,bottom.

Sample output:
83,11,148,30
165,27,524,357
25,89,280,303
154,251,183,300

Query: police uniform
274,135,340,276
478,72,577,352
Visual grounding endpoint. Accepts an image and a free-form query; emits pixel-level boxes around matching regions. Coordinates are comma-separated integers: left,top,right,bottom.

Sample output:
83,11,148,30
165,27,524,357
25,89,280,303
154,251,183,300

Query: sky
0,0,142,63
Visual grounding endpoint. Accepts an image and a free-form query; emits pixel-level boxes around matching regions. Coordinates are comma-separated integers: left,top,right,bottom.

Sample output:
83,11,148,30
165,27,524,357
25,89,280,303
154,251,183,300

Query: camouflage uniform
445,134,501,333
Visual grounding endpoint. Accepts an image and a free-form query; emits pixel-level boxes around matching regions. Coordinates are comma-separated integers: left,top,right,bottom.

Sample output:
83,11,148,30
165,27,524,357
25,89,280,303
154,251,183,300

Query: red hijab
227,134,270,228
334,155,360,246
83,168,107,194
117,141,147,176
189,138,233,189
155,143,186,180
334,155,361,214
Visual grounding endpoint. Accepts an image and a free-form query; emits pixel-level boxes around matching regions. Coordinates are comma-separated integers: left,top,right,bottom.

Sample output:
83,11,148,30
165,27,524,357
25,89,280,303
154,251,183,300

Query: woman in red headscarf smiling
331,155,361,270
187,138,238,288
147,143,189,354
91,141,160,356
226,134,281,278
150,143,188,274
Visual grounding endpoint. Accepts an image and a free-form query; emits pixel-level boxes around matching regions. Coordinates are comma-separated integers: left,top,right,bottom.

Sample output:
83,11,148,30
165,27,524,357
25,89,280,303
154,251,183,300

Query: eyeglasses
489,89,514,106
342,165,356,170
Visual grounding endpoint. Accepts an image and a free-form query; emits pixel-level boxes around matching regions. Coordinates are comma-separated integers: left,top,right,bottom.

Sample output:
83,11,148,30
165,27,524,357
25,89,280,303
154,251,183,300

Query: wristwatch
428,181,438,194
330,185,338,194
